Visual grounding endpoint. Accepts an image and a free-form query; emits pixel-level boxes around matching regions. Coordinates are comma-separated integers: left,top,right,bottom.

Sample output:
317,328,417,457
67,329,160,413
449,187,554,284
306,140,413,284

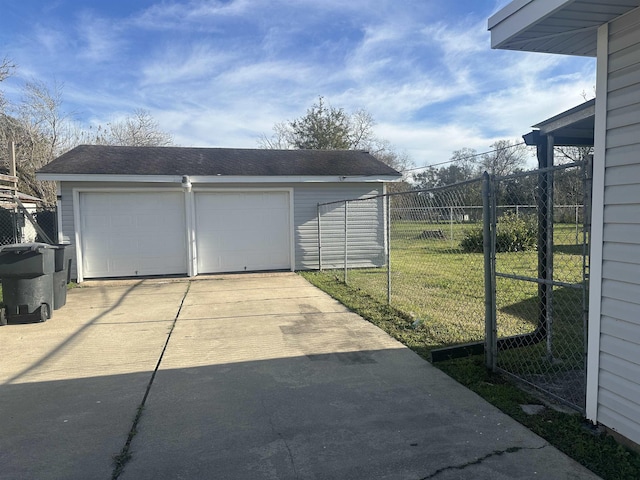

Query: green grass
327,221,585,348
300,271,640,480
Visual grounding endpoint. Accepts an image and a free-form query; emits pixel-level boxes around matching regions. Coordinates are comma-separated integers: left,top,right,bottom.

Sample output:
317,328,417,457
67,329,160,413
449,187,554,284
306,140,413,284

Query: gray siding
599,6,640,445
59,181,385,279
295,184,384,270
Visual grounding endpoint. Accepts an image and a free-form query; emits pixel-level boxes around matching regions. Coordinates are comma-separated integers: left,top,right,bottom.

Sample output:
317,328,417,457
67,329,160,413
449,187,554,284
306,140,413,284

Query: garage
79,191,188,278
37,145,401,281
194,191,291,273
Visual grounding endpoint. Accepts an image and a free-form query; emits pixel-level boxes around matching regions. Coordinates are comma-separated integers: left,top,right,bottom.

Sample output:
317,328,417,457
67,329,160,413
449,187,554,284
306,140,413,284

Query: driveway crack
111,281,191,480
418,444,548,479
262,397,300,479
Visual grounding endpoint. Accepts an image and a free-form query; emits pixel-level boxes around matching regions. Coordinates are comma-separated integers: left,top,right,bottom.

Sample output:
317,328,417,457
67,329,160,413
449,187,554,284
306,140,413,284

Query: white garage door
80,192,188,278
195,191,291,273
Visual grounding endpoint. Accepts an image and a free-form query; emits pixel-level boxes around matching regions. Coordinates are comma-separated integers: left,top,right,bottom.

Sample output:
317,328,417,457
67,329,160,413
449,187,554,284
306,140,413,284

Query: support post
483,172,496,370
450,206,454,248
546,135,555,360
537,136,549,341
317,203,322,271
344,201,348,284
387,194,391,304
9,142,17,177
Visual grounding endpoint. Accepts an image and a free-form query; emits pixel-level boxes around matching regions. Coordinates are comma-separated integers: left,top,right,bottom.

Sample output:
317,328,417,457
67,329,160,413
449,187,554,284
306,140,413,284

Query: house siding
599,6,640,445
59,181,384,280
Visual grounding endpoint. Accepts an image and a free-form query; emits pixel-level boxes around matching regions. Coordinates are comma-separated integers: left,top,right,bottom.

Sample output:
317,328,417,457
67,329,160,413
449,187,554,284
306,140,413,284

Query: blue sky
1,0,596,168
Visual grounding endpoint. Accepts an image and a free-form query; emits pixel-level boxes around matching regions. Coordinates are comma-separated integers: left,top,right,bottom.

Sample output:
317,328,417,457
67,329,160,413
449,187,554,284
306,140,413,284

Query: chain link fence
316,162,589,412
0,206,58,245
319,178,487,351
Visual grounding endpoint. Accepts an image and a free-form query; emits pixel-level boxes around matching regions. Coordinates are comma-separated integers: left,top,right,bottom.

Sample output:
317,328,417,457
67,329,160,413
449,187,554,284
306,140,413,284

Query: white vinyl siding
598,6,640,445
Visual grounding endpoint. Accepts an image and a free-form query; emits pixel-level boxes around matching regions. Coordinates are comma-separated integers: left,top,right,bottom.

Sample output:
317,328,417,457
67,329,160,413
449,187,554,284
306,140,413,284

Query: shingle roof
38,145,402,177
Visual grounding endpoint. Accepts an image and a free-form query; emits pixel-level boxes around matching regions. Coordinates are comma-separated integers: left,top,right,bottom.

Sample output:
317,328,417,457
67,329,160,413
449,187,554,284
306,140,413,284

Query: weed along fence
316,161,590,412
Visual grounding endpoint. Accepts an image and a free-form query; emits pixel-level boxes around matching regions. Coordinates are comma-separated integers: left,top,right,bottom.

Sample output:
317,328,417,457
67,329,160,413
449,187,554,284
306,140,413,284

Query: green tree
259,96,413,188
290,97,351,150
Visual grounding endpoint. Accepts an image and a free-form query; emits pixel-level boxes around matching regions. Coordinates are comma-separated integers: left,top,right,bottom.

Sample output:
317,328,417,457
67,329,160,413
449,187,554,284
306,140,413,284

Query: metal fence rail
317,162,589,412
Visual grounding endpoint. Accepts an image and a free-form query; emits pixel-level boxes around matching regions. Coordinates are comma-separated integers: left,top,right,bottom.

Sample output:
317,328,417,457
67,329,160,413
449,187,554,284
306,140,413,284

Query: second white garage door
195,191,291,273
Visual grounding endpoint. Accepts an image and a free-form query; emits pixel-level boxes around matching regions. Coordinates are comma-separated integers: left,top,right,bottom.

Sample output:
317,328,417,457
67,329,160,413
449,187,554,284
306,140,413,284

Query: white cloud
140,44,234,86
75,12,125,62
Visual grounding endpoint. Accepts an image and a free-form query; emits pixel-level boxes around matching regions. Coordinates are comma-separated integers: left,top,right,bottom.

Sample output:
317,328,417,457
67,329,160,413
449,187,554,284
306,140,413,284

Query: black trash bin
0,243,55,325
52,244,74,310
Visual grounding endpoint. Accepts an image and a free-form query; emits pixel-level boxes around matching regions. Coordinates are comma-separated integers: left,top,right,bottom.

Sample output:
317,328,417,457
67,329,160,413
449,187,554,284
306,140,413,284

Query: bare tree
10,80,71,204
258,121,292,149
0,57,16,112
480,139,530,176
1,66,174,205
95,109,174,147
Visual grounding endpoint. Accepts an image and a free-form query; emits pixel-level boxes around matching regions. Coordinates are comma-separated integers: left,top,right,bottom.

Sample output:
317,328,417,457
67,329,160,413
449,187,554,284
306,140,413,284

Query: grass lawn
325,221,585,350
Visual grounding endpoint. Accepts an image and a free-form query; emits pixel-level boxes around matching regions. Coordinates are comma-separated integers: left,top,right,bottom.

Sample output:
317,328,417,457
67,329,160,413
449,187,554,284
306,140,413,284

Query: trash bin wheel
0,308,6,326
39,303,51,322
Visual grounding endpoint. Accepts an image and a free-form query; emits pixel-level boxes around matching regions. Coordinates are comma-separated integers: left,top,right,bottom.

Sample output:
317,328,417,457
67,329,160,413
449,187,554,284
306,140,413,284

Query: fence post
546,138,555,361
387,194,391,304
344,201,348,284
317,203,322,271
450,206,454,248
483,172,497,370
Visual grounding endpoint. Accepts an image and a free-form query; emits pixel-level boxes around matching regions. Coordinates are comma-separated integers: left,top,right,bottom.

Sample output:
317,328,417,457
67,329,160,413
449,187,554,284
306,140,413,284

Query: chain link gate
488,161,590,412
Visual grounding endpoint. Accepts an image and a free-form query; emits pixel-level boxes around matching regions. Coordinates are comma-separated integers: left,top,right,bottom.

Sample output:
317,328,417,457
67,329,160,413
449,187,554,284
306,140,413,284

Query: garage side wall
293,183,384,270
59,181,385,279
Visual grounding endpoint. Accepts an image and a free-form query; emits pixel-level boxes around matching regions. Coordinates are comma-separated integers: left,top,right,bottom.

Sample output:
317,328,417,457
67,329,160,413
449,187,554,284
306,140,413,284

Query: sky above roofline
1,0,595,170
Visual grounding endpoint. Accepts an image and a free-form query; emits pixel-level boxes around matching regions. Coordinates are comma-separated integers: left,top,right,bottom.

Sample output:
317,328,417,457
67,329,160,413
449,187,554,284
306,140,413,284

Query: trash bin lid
0,242,55,253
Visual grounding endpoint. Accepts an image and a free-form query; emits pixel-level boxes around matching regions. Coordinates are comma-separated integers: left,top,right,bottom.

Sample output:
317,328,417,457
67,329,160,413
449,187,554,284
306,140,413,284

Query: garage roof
38,145,402,180
488,0,640,56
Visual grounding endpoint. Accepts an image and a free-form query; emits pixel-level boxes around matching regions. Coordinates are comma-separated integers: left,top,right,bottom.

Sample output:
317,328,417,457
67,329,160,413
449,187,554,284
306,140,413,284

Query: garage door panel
195,192,291,274
80,192,188,278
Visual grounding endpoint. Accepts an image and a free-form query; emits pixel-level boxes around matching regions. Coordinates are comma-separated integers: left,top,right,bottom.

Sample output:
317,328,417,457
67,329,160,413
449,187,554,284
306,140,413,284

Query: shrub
459,226,484,253
460,212,537,253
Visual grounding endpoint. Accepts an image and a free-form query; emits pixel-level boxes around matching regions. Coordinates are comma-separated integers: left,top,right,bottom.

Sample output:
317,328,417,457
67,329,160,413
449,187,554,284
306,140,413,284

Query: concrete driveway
0,273,600,479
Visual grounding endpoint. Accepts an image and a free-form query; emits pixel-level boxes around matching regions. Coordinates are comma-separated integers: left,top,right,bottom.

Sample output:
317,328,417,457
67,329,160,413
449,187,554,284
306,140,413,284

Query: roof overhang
488,0,640,56
35,174,401,184
523,99,595,146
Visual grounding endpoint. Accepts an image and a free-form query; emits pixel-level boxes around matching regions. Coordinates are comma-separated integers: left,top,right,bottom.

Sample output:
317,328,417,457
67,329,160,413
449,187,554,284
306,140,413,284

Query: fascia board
36,174,182,183
37,174,401,183
187,175,401,183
